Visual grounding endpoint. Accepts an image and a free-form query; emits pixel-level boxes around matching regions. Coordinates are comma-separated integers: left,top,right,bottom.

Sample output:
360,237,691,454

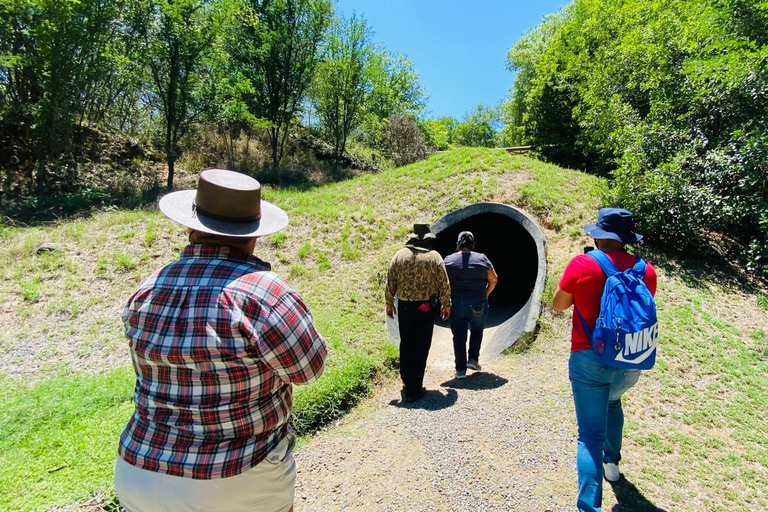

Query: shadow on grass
440,372,508,391
0,185,168,227
388,388,458,411
1,164,372,227
608,476,669,512
641,243,767,295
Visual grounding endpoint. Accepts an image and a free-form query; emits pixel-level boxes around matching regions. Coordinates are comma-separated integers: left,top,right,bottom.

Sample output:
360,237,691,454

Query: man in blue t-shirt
443,231,498,378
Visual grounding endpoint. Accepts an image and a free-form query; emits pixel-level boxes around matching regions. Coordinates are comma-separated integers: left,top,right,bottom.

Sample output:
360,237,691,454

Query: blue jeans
569,349,641,512
449,296,488,371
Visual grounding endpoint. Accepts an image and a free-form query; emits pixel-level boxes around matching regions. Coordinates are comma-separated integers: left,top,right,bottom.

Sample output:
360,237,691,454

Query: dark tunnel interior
433,212,539,326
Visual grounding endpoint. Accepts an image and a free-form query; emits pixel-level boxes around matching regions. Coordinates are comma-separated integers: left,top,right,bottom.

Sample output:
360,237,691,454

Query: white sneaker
467,359,481,371
603,462,620,482
455,370,467,379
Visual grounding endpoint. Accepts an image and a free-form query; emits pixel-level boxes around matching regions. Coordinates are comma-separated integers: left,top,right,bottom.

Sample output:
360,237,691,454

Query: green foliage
0,0,128,192
420,118,451,150
19,278,41,302
298,240,311,259
0,0,432,202
269,231,287,248
126,0,223,189
363,50,427,123
230,0,332,170
509,0,768,274
311,16,427,164
291,349,377,435
313,12,373,163
453,103,501,148
424,105,500,150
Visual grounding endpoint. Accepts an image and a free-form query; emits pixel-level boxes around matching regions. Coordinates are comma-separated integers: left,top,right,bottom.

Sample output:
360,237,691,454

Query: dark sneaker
467,359,482,371
455,370,467,379
404,387,427,403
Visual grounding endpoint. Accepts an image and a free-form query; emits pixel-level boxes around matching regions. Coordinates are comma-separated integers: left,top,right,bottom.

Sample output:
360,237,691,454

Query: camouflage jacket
385,247,452,308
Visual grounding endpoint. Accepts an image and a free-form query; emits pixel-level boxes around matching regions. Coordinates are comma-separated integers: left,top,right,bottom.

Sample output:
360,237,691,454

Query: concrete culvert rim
387,202,547,362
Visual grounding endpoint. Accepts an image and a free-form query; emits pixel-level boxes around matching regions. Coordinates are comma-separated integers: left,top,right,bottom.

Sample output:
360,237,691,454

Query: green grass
0,369,135,512
1,147,767,511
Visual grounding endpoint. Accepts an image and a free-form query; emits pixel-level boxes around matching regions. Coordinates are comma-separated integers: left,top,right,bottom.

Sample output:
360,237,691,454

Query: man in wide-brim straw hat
114,169,326,512
385,223,451,403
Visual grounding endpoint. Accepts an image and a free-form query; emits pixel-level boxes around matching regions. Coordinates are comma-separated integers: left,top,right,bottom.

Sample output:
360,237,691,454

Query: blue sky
334,0,567,120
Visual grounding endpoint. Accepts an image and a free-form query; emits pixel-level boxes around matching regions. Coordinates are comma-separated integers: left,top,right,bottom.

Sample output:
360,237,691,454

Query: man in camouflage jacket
385,223,451,403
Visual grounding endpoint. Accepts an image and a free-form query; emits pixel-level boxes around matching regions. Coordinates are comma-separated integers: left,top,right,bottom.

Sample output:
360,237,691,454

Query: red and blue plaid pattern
119,244,326,479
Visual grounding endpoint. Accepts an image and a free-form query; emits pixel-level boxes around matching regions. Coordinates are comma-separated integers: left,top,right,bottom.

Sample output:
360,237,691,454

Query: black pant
397,300,436,398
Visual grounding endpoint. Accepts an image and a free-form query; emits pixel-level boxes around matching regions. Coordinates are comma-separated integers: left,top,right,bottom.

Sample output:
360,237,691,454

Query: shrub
379,114,428,166
290,350,375,435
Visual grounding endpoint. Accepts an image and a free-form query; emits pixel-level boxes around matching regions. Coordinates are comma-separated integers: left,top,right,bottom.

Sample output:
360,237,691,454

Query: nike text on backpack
575,249,658,370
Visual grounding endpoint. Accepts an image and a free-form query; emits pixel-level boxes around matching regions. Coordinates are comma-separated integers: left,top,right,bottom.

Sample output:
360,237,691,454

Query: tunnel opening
431,202,546,356
432,211,539,326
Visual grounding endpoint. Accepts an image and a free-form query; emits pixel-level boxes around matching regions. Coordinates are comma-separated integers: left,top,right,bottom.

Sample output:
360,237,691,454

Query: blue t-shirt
443,251,493,299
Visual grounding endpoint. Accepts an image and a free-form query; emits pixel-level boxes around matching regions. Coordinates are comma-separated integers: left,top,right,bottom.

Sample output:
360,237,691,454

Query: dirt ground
293,321,662,512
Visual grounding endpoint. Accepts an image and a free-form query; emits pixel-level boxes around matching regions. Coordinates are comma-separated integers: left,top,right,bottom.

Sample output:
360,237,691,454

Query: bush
291,349,375,435
379,114,428,166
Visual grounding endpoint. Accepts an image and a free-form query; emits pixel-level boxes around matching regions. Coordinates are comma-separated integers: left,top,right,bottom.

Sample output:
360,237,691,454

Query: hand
440,306,450,321
386,305,396,319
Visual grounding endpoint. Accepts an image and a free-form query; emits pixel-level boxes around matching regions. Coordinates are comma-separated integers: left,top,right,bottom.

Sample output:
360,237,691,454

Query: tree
358,49,427,149
508,0,768,273
313,13,372,163
365,51,427,121
0,0,126,192
231,0,331,170
127,0,221,190
420,118,451,150
452,103,500,148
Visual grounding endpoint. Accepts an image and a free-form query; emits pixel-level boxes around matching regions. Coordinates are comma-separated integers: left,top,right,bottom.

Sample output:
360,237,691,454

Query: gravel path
294,324,584,512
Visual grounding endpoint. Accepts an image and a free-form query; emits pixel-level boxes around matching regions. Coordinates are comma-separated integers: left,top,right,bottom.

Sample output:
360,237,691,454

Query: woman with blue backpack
552,208,658,512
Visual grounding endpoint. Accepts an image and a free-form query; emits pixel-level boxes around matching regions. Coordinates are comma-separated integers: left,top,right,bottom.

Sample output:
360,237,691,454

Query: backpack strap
574,305,593,339
632,256,647,278
587,249,619,277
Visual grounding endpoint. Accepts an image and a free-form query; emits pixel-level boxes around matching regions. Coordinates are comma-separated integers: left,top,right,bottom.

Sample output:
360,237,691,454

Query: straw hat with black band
159,169,289,237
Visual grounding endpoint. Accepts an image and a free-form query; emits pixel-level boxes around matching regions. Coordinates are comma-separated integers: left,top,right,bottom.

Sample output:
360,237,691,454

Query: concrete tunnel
387,202,547,360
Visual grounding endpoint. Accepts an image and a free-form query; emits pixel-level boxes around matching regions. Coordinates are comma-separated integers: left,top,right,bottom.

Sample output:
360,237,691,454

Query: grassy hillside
0,148,766,511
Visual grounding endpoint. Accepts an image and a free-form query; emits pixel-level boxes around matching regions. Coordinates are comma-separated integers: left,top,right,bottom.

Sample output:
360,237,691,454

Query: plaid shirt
119,244,326,479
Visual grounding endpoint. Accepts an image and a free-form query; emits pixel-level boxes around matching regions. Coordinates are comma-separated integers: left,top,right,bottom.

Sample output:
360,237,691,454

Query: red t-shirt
558,250,657,352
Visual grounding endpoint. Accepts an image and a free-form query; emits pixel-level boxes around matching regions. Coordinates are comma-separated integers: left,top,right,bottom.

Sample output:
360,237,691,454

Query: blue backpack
575,249,658,370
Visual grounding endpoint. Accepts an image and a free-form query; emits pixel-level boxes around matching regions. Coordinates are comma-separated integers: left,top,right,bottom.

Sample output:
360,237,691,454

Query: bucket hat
158,169,289,237
408,223,436,241
583,207,643,244
406,223,435,250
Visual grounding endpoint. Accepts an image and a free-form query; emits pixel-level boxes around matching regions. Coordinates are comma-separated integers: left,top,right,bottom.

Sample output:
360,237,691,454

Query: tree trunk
166,121,175,190
167,155,175,191
270,128,280,171
165,39,180,190
36,156,47,194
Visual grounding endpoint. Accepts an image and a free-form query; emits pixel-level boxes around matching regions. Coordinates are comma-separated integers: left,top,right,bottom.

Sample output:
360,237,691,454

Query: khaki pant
115,434,295,512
